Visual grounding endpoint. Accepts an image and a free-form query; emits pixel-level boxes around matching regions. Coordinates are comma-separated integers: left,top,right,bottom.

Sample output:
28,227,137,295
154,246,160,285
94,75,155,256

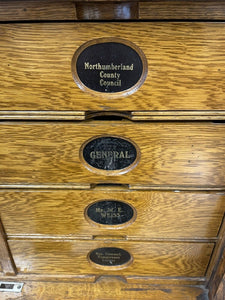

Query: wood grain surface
0,0,77,21
207,216,225,298
0,23,225,114
0,278,208,300
1,0,225,21
0,121,224,188
0,190,224,239
0,219,16,276
140,1,225,20
213,275,225,300
8,239,213,277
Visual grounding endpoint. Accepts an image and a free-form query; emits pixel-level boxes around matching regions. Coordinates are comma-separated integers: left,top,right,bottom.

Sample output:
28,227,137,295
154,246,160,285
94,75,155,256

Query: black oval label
81,136,139,173
89,247,132,267
72,38,147,95
86,200,135,226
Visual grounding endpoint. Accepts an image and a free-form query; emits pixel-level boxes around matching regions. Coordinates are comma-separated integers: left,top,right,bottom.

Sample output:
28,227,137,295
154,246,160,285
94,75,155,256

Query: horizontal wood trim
8,239,213,277
129,185,225,191
0,184,91,189
0,0,77,21
1,23,225,112
0,277,208,300
140,1,225,20
0,190,224,239
131,111,225,121
0,184,224,191
7,236,218,244
0,121,224,187
0,111,86,121
0,273,207,285
1,1,225,21
126,276,206,286
1,111,225,121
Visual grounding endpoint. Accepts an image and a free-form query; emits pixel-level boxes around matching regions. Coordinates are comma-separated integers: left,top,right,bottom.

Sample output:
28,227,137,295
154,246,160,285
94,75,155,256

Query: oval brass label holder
80,135,140,176
71,37,148,98
88,247,133,270
85,199,137,229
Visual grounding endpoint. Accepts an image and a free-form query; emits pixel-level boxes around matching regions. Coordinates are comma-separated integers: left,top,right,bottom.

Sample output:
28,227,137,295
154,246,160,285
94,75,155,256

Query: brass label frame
71,37,148,98
79,135,141,176
84,199,137,229
87,247,133,270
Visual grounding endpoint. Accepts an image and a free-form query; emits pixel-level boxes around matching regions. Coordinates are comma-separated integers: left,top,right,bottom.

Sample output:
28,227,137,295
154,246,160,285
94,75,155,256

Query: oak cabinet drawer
0,23,225,117
8,240,213,278
0,121,224,188
1,190,224,239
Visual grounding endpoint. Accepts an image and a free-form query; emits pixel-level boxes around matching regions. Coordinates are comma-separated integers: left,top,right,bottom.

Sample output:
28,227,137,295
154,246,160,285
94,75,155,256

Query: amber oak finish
0,278,208,300
0,121,224,188
139,1,225,20
0,219,16,276
0,23,225,119
1,1,225,299
0,0,77,21
1,0,225,21
8,239,213,278
0,190,224,239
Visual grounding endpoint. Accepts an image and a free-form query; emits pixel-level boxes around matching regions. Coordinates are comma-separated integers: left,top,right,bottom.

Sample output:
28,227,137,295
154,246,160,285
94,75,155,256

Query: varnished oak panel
8,240,213,277
1,0,225,21
0,121,224,187
0,0,77,21
0,278,208,300
0,190,224,239
140,1,225,20
0,23,225,113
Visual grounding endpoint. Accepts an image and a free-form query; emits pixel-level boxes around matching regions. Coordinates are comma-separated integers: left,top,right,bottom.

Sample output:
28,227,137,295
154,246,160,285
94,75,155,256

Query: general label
87,200,135,226
72,38,147,95
89,247,132,267
81,136,138,172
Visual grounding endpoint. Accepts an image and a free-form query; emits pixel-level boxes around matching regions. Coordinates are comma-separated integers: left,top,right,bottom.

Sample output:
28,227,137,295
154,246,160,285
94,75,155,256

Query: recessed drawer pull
85,111,132,121
92,235,127,240
91,183,129,190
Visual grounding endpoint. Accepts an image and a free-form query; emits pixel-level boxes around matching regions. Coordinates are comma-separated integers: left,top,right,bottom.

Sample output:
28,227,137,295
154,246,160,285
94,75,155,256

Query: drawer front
0,23,225,113
1,190,224,239
8,240,213,277
0,122,224,187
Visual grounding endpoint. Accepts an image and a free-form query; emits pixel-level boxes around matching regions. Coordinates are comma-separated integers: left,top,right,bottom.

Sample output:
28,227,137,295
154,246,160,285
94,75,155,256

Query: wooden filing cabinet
0,1,225,299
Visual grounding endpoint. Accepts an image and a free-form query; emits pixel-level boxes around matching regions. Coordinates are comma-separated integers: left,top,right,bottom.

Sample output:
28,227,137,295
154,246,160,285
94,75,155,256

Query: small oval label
80,136,139,174
89,247,132,269
86,200,136,227
72,38,147,96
